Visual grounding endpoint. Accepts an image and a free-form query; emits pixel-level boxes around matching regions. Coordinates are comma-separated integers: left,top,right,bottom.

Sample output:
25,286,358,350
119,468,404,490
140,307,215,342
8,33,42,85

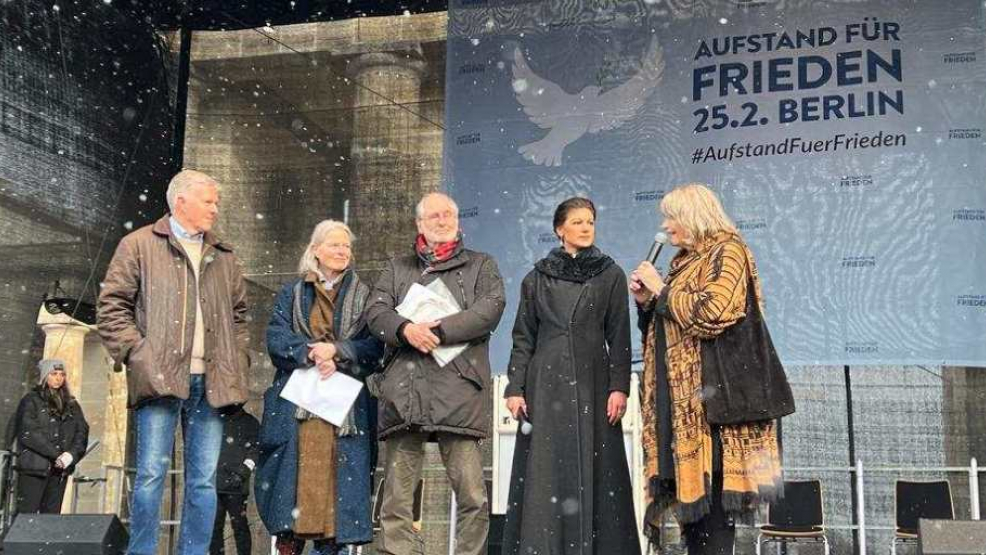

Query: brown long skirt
294,418,337,538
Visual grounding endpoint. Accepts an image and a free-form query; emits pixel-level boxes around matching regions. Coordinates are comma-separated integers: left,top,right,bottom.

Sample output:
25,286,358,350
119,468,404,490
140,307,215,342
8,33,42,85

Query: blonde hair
166,170,218,212
297,220,355,275
659,183,737,245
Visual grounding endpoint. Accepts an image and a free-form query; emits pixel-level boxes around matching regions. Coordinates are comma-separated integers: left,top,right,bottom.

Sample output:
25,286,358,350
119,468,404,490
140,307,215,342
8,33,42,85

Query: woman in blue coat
255,220,383,555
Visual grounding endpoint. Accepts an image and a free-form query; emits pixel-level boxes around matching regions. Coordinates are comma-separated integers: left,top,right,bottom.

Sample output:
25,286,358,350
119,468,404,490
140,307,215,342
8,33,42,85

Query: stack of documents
280,367,363,426
395,279,468,367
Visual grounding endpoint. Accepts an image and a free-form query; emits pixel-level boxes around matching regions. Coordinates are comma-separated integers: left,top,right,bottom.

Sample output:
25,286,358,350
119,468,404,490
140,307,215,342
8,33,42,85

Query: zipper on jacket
456,271,469,309
177,242,209,357
407,357,416,426
179,257,188,355
569,283,588,324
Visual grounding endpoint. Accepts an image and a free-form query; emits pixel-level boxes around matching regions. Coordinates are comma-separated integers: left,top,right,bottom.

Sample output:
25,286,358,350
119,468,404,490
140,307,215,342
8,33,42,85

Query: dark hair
553,197,596,237
36,382,72,417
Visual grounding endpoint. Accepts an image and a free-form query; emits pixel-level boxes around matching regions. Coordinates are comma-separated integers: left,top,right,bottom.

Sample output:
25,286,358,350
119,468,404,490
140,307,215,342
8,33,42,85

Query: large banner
444,0,986,368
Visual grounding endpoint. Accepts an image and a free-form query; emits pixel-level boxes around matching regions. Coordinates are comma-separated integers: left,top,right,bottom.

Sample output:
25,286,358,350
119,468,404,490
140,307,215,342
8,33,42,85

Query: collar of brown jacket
151,215,234,252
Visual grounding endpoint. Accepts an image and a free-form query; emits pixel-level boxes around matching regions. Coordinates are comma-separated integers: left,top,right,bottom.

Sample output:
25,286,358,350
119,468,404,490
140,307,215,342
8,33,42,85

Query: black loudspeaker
919,519,986,555
3,514,128,555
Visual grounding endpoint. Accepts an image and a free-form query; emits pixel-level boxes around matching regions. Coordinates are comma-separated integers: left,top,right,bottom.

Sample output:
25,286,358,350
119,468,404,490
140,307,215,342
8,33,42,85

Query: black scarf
535,245,614,283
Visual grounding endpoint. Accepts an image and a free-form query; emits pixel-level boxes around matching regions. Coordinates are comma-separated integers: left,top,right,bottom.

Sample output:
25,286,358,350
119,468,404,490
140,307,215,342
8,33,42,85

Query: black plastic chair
892,479,954,555
757,480,829,555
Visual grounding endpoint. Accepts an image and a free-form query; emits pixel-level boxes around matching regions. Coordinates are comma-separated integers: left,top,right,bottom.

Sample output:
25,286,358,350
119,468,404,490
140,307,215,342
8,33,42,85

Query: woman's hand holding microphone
629,261,666,305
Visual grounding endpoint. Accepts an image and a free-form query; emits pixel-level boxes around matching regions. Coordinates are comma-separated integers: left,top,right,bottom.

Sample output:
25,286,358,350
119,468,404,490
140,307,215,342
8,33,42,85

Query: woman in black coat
502,197,640,555
13,359,89,514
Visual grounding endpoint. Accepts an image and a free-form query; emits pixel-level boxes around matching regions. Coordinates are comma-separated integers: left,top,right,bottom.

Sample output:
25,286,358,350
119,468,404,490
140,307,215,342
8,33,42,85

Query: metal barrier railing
98,464,184,526
3,447,978,554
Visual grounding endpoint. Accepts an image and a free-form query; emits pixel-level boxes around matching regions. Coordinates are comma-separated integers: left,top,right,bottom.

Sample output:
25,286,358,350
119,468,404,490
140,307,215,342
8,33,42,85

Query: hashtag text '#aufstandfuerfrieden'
691,131,906,164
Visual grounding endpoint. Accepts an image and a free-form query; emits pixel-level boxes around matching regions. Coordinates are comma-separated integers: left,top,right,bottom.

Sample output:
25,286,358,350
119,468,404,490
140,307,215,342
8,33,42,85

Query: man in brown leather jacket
366,192,505,555
97,169,250,555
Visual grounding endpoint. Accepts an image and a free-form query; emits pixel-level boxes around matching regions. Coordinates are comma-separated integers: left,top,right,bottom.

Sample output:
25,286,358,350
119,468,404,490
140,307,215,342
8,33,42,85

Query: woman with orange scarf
630,183,792,554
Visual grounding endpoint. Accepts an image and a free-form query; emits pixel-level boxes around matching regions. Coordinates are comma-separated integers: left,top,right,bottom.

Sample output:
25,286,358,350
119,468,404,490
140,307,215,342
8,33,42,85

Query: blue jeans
127,374,224,555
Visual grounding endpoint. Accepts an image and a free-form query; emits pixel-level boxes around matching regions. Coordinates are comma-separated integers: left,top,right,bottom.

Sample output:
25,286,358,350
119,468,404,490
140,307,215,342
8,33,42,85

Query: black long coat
502,247,641,555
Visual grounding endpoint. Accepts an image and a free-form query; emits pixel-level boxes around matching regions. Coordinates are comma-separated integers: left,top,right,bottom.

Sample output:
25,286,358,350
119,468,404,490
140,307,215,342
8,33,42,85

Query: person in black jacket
13,359,89,514
210,406,260,555
365,193,505,555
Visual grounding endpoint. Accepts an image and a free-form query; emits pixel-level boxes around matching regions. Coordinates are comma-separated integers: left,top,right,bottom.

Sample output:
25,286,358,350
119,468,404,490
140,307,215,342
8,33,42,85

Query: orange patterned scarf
641,232,782,527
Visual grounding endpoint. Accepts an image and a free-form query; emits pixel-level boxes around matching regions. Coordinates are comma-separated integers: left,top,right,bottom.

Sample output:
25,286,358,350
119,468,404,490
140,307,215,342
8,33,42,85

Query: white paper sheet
279,367,363,426
395,281,468,367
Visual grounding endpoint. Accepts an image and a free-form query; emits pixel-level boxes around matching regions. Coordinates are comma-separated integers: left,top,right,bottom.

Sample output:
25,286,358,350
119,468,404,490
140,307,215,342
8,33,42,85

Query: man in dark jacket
365,192,505,555
97,169,251,555
210,406,260,555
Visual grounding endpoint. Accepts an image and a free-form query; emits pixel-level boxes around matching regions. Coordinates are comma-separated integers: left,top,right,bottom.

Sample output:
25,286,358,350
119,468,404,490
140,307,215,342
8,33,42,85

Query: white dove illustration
512,38,665,167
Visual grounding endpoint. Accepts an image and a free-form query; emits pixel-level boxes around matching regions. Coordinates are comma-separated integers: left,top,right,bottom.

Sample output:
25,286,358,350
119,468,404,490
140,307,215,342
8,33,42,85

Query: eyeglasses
422,210,457,223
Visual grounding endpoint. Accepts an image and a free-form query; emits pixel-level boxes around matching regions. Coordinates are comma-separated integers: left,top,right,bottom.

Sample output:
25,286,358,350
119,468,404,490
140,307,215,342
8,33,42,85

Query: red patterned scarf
415,233,462,266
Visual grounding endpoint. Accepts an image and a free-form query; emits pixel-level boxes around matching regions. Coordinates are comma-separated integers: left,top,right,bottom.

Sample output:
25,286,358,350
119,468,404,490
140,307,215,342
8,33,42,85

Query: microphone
519,415,533,435
645,232,668,265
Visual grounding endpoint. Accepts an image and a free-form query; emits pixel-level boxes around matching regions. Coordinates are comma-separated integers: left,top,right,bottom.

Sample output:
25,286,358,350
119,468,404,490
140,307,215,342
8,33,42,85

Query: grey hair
166,170,218,212
415,192,459,220
298,220,355,275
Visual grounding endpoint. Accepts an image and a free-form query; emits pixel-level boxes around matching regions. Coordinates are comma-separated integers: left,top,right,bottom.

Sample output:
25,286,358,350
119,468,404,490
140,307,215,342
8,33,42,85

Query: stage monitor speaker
919,518,986,555
3,513,128,555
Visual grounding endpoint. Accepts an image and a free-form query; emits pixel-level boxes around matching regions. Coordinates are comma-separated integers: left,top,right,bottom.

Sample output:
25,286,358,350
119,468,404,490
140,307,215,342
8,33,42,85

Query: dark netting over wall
0,1,176,430
781,365,986,554
181,13,449,552
183,12,446,364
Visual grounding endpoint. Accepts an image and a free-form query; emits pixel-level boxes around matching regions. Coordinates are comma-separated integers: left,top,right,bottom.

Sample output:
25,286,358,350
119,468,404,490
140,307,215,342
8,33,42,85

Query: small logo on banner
953,209,985,221
957,295,986,308
948,128,982,139
841,256,876,268
845,341,879,354
459,206,480,219
459,62,486,75
634,190,665,203
839,174,874,188
736,218,767,232
733,0,771,6
943,51,977,64
456,132,481,146
538,232,558,245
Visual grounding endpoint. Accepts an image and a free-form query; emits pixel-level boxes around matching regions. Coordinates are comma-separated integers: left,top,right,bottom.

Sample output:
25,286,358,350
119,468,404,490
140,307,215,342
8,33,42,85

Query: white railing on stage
489,375,985,555
0,450,15,532
2,379,974,555
781,459,983,554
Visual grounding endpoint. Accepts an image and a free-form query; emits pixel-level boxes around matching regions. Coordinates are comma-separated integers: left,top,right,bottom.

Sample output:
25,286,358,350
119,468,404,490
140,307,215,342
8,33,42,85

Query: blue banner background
444,0,986,368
